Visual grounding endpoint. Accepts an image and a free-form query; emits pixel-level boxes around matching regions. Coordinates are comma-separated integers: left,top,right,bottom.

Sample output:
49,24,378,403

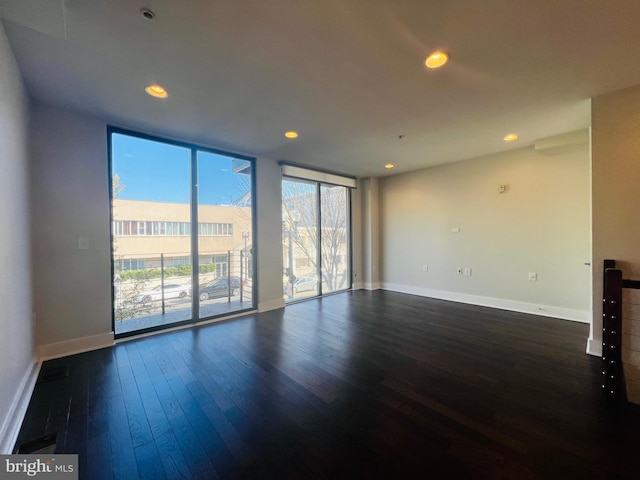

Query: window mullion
190,148,200,322
316,182,322,296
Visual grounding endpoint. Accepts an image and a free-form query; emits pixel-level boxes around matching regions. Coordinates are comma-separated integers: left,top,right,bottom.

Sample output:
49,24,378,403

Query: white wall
360,177,381,290
29,104,287,356
0,22,37,453
379,140,591,321
30,105,114,357
591,84,640,356
351,178,364,290
255,157,285,312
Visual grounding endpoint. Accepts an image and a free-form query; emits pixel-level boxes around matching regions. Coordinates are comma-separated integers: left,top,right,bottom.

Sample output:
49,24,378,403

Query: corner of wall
591,84,640,362
258,298,285,313
37,332,114,362
361,176,381,288
0,20,38,454
0,360,40,454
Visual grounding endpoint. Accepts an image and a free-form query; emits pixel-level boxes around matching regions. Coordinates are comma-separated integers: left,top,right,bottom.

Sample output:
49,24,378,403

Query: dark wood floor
15,290,640,479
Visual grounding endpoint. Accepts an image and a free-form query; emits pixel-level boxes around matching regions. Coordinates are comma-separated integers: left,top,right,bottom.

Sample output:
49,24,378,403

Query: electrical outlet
422,265,429,272
456,267,463,275
529,272,537,282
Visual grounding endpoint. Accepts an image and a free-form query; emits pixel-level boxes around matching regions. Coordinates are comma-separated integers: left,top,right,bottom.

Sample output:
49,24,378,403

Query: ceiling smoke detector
141,8,156,21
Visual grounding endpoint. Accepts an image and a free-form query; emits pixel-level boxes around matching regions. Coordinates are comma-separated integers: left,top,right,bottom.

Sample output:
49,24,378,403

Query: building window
114,221,233,237
116,258,147,271
170,256,190,267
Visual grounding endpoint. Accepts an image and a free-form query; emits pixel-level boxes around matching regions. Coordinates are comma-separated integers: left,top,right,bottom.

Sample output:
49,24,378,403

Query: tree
319,185,349,291
112,173,125,199
282,181,349,292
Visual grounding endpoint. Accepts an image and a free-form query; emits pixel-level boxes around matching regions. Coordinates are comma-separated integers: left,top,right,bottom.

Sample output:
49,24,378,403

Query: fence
114,249,253,321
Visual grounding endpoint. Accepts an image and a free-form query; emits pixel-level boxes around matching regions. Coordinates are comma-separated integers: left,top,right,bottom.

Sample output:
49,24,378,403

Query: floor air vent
17,432,58,454
37,365,69,384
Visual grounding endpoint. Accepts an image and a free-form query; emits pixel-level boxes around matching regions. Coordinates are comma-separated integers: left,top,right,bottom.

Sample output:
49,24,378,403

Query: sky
112,133,251,205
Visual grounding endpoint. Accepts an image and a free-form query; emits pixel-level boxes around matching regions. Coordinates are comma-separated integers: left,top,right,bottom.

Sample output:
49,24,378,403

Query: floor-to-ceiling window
196,151,254,319
282,179,320,300
110,128,255,337
281,165,354,301
320,184,350,294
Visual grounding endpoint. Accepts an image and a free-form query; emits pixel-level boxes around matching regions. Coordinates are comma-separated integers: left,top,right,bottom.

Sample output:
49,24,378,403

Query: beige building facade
112,199,252,272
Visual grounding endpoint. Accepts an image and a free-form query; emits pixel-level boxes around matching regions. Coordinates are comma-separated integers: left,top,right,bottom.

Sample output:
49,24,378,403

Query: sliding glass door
110,129,255,337
320,184,350,294
282,176,351,301
282,179,320,300
197,151,253,319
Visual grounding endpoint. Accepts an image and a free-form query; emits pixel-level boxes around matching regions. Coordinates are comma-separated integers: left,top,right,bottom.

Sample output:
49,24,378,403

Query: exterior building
112,199,252,277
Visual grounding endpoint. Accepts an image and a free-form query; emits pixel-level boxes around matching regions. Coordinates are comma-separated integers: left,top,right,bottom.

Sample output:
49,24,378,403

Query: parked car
134,283,190,303
293,276,317,294
196,276,242,301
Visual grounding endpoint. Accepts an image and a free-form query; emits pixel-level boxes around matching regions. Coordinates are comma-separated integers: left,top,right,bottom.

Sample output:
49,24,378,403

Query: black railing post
228,250,232,303
161,253,165,316
602,265,623,399
240,250,244,303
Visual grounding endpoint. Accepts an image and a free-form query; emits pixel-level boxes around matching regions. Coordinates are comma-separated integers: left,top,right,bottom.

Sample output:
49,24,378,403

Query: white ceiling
2,0,640,177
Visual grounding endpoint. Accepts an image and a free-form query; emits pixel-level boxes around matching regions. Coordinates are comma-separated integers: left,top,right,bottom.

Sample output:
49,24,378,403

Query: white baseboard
363,282,381,291
382,283,591,323
0,358,40,454
117,310,261,344
37,332,114,361
352,281,364,290
258,298,285,313
197,309,258,326
587,338,603,357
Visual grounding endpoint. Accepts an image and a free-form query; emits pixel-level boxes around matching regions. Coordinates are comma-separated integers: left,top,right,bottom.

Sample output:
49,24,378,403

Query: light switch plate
78,237,89,250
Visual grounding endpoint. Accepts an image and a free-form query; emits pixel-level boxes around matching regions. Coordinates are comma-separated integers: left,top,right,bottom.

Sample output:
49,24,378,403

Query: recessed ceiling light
145,84,168,98
284,131,299,139
503,133,519,142
385,163,395,169
425,51,449,69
